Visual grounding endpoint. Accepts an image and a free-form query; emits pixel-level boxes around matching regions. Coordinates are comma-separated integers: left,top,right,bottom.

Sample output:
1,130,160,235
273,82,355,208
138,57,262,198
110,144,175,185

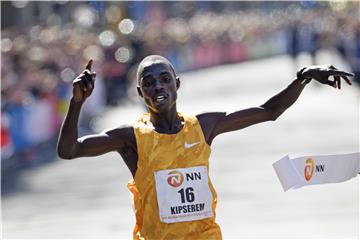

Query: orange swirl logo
167,171,184,187
304,158,314,181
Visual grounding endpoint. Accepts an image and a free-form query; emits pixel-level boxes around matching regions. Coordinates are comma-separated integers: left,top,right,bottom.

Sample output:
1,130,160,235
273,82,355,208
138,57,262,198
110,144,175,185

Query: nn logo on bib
167,171,184,187
304,158,325,181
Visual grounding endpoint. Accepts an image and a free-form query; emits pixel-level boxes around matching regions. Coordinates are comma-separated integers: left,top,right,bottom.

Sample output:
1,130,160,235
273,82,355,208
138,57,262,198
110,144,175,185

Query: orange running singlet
128,113,222,239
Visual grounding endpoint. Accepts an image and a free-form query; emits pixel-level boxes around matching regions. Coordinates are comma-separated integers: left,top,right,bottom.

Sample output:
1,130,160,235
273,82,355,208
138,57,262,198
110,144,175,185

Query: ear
137,86,143,98
176,77,180,90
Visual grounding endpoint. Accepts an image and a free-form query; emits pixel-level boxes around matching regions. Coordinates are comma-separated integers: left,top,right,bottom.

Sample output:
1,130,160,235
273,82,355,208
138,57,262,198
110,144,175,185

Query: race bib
154,166,214,223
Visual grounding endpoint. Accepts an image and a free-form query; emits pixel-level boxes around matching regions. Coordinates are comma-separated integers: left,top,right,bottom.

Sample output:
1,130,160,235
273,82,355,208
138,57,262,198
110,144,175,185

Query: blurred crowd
1,1,359,164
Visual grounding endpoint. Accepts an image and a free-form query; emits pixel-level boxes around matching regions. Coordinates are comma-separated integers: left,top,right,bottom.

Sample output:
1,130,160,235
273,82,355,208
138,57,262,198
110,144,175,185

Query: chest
140,134,209,169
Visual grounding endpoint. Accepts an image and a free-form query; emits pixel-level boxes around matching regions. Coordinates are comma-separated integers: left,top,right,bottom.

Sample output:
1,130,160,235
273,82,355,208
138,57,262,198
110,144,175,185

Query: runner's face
138,62,179,113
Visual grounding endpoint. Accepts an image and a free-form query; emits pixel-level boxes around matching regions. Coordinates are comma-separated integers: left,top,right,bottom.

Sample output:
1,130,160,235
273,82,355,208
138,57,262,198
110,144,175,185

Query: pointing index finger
85,59,93,71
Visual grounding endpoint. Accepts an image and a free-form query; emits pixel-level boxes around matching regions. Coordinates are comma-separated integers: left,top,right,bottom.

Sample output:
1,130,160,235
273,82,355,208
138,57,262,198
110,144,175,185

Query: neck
148,105,182,134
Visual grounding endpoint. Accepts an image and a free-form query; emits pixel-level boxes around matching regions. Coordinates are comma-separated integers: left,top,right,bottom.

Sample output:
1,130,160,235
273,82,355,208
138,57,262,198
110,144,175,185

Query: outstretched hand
72,59,96,102
297,65,353,89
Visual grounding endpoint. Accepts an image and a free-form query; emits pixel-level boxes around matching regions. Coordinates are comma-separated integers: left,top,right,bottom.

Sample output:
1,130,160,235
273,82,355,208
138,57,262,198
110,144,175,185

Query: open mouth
154,94,168,103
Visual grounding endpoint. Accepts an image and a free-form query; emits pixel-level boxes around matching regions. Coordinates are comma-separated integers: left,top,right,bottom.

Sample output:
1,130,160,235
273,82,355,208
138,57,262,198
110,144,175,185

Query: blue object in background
7,105,29,152
300,1,317,9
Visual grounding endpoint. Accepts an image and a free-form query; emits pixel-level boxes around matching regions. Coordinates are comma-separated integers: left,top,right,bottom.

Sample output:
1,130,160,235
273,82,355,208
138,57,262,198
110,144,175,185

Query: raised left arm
197,65,353,145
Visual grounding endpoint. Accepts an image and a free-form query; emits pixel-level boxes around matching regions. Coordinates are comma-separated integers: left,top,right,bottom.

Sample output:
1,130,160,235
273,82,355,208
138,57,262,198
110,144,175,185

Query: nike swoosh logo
184,141,200,149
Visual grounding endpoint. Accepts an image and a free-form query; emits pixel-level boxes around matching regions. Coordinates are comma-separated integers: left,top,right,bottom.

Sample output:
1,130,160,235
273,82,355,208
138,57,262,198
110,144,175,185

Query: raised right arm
57,99,83,159
57,60,136,160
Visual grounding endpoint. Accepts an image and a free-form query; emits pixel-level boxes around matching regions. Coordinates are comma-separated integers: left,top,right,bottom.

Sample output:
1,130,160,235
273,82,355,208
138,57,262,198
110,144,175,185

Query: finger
73,77,82,85
85,59,93,71
73,72,86,81
332,81,337,88
83,69,91,75
84,78,91,90
74,79,85,91
88,72,96,89
82,69,93,81
86,78,93,90
83,73,94,88
334,76,341,89
322,79,336,88
341,75,352,85
329,69,354,77
79,80,88,91
87,80,93,90
84,84,94,97
91,72,96,81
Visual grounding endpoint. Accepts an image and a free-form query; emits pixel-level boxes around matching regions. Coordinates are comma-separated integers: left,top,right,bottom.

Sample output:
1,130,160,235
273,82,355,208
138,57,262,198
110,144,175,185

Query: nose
154,79,164,91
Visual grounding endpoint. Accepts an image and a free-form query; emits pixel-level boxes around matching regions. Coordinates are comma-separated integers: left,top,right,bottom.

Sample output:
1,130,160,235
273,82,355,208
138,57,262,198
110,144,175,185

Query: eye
143,78,152,87
163,76,170,83
144,81,151,87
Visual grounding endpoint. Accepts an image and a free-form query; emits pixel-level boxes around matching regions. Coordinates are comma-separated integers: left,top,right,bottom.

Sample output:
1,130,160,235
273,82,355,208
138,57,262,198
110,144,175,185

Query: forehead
140,61,175,78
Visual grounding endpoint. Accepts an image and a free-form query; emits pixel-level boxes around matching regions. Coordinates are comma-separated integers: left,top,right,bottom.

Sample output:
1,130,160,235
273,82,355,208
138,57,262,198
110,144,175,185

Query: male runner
57,55,353,239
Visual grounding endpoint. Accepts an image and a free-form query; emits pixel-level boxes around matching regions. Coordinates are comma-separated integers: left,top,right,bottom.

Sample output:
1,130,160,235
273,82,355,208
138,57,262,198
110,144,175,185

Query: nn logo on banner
304,158,325,181
273,153,359,191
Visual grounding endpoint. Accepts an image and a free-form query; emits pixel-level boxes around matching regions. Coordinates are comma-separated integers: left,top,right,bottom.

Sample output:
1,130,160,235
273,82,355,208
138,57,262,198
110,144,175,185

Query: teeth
155,96,165,102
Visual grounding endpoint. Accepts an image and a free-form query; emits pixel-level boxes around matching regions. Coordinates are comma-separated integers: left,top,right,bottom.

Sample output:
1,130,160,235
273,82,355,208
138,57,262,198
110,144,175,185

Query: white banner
273,153,360,191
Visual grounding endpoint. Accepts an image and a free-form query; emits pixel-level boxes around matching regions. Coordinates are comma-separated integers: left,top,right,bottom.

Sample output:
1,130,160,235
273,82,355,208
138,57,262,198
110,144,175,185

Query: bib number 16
178,187,195,203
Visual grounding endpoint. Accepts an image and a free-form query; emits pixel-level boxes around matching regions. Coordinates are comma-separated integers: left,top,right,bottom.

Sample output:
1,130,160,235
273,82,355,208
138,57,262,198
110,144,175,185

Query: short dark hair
137,55,176,86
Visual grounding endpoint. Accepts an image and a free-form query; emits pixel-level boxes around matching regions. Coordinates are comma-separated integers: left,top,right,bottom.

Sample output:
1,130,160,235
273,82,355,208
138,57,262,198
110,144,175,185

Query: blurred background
1,1,359,239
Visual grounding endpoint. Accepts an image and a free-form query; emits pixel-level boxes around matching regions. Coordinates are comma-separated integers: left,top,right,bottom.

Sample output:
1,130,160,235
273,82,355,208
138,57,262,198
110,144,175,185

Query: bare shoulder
102,124,136,148
99,124,138,177
196,112,225,127
196,112,226,145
